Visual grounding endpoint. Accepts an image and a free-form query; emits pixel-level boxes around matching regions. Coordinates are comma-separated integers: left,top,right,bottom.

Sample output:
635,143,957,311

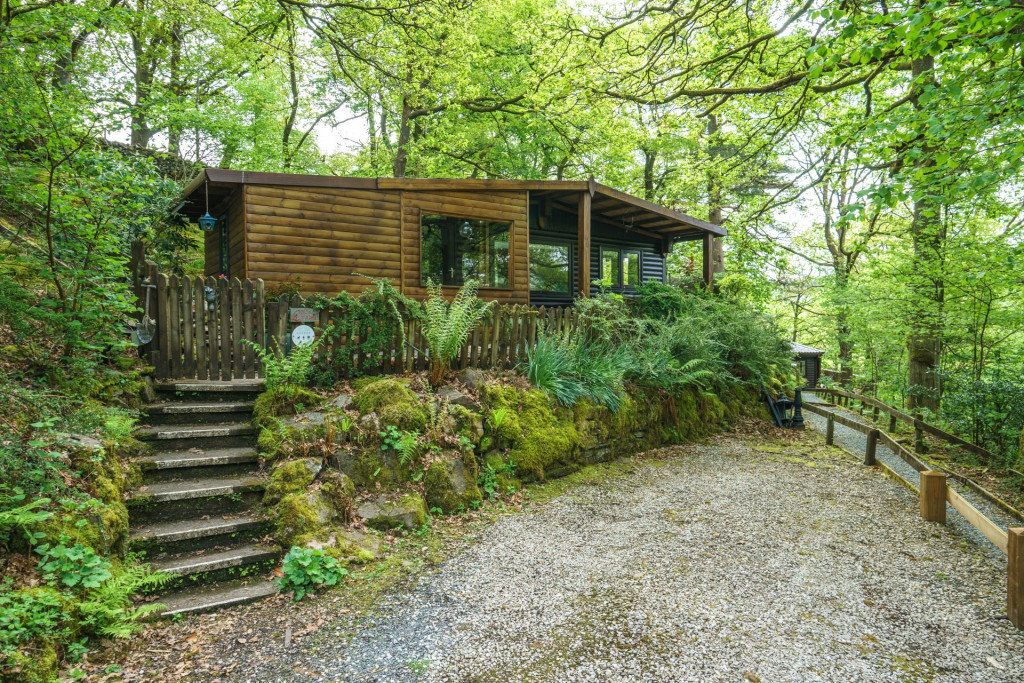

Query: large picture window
529,242,570,293
421,214,511,287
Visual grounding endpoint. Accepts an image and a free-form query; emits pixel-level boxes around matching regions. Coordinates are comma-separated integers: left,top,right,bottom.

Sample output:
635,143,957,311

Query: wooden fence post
1010,528,1024,629
889,414,897,433
920,471,947,523
825,414,835,446
865,429,878,466
914,414,926,454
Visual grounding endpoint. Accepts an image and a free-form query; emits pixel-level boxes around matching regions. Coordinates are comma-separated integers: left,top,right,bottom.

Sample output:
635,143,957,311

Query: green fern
396,431,420,466
77,561,172,638
421,280,493,386
246,325,332,390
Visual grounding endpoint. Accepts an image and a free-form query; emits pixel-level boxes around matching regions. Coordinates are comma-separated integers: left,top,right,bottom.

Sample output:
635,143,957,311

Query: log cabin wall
399,189,530,304
204,188,246,278
243,184,403,295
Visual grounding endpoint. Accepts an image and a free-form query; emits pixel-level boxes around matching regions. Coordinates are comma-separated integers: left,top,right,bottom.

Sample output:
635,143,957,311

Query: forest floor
94,422,1024,683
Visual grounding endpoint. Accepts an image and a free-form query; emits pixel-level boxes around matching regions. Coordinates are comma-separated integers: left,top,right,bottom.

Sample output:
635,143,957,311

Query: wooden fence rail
815,387,996,461
130,250,578,381
803,399,1024,629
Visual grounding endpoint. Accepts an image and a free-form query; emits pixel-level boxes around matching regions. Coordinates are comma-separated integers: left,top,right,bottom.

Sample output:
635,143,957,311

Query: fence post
914,416,926,454
1010,528,1024,629
920,471,946,523
889,414,897,433
825,414,835,446
865,429,878,466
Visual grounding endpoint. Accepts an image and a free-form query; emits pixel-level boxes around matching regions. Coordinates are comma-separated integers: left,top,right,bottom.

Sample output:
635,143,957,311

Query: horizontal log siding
244,184,402,295
400,190,529,305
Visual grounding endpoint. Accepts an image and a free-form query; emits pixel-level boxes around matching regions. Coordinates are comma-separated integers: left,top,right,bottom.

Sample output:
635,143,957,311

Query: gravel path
802,393,1022,562
220,433,1024,683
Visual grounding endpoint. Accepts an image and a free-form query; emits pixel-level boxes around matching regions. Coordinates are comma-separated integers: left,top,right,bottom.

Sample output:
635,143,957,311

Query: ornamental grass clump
422,280,493,387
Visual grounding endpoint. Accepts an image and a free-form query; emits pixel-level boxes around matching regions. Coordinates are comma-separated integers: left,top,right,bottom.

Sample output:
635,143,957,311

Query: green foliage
276,546,348,601
306,279,418,384
0,490,51,549
35,541,113,590
379,426,421,466
76,561,171,639
253,385,325,424
421,280,494,386
0,584,66,661
246,328,331,390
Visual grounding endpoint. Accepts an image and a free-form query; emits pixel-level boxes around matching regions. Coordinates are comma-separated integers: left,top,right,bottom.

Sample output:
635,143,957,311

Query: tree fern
421,280,493,386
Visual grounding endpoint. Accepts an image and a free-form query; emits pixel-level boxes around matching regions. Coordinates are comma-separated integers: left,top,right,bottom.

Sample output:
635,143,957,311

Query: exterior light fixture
460,220,473,238
198,177,218,231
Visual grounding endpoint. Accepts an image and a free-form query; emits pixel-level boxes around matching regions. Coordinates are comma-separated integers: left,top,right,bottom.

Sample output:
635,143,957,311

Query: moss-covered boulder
303,527,379,565
319,470,355,522
356,492,427,531
480,384,580,481
5,640,58,683
253,384,324,426
331,446,410,488
263,458,321,504
353,378,416,414
423,453,482,513
378,401,428,431
275,491,334,547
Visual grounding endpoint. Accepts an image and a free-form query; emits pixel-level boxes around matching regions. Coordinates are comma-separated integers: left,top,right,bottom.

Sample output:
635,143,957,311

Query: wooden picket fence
129,243,578,381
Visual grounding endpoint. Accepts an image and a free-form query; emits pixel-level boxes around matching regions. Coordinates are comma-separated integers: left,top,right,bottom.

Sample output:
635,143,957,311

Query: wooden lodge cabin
791,342,825,389
179,169,726,305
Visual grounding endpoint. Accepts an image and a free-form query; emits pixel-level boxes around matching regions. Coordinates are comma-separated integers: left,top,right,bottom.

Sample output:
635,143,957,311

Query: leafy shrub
276,546,348,601
35,541,112,589
0,584,66,660
307,278,419,384
422,280,493,386
940,370,1024,462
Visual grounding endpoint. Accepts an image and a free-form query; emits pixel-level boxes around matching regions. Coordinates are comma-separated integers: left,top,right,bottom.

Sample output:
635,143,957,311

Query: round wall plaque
291,324,316,347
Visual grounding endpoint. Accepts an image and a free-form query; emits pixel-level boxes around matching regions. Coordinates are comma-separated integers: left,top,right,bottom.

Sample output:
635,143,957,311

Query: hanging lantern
198,178,217,231
460,220,473,238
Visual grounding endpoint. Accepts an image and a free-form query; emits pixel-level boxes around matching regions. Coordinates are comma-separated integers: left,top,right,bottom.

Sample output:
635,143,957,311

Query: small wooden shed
179,170,726,304
791,342,825,388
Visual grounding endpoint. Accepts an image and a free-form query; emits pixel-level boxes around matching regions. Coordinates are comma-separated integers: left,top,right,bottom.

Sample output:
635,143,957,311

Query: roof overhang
179,169,727,242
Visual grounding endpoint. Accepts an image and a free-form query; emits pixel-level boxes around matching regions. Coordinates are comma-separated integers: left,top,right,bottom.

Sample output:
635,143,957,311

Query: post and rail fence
129,241,578,381
802,399,1024,629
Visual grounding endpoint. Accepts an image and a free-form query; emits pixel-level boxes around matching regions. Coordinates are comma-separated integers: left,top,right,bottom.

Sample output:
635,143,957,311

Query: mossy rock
331,447,410,488
319,470,355,522
356,492,427,531
255,413,326,461
263,458,321,505
378,401,428,432
5,640,59,683
423,453,482,513
253,385,324,426
351,376,387,393
33,498,129,556
275,491,334,547
352,378,418,415
480,384,580,481
450,405,484,444
294,526,378,565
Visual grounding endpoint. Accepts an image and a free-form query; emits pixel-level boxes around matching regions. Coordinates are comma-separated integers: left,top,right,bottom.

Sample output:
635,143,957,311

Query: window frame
528,237,574,296
419,210,514,290
598,245,643,289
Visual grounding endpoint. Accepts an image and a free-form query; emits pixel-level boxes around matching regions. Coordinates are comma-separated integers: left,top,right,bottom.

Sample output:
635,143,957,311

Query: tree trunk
642,148,656,201
706,114,725,274
393,96,412,177
906,54,943,414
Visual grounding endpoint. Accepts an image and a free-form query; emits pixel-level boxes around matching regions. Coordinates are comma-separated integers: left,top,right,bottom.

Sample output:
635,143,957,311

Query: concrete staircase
129,380,281,615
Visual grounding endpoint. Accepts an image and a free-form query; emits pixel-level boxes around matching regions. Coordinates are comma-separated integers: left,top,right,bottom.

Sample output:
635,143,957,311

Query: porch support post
702,231,714,290
578,190,591,298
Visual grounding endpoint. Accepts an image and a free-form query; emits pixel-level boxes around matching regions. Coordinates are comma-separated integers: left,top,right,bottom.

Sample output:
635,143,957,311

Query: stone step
134,423,256,451
130,515,268,555
128,476,265,524
145,401,254,426
156,380,265,403
152,543,280,575
158,579,279,616
138,447,259,482
151,543,281,587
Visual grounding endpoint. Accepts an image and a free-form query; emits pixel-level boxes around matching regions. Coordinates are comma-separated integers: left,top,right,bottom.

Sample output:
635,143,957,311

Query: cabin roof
180,168,727,243
790,341,825,357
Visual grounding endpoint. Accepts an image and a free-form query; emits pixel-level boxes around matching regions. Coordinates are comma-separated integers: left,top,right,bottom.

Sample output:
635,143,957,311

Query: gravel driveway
217,432,1024,683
